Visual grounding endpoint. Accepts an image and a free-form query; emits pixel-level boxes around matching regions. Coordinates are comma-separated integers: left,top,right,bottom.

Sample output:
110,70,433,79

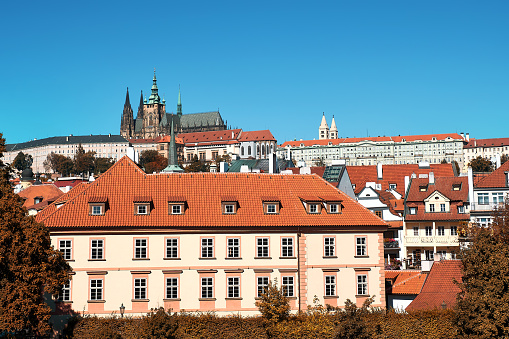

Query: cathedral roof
179,111,223,129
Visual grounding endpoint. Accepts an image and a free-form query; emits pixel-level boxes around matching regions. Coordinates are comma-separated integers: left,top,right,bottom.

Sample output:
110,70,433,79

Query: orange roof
387,270,428,295
475,161,509,188
37,156,388,229
18,184,63,209
464,137,509,149
238,130,276,142
158,135,184,144
280,133,464,148
129,137,162,144
287,167,326,177
178,129,242,145
36,182,89,220
406,260,462,310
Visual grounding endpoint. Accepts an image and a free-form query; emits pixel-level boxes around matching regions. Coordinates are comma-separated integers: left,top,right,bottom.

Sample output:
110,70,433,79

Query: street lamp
120,303,125,318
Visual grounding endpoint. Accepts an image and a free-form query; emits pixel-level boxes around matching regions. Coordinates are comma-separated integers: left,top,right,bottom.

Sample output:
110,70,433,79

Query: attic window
309,203,321,214
389,184,397,190
262,197,281,214
90,205,104,215
88,197,107,215
419,185,427,192
34,196,43,204
409,207,417,215
136,204,149,215
221,196,238,214
452,184,461,191
168,196,186,215
134,196,152,215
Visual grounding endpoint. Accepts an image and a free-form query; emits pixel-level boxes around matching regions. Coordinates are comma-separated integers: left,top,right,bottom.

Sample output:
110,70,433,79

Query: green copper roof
148,70,161,104
162,120,183,173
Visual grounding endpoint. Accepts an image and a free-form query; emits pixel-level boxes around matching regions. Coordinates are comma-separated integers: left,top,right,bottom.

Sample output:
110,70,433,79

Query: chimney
466,133,470,142
404,176,410,195
109,133,111,137
377,163,383,180
220,162,228,173
468,167,474,203
287,147,291,161
66,136,69,142
496,154,501,169
269,153,277,174
429,172,435,185
460,132,464,140
240,165,250,173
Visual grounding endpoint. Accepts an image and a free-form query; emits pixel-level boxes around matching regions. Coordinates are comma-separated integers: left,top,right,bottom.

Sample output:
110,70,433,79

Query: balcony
384,239,399,248
470,202,504,212
404,236,459,245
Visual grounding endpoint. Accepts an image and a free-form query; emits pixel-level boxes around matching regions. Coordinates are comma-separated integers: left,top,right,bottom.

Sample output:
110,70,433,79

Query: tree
74,144,96,175
452,160,461,175
455,200,509,338
0,133,71,335
214,154,232,168
12,152,33,171
469,156,494,172
44,152,74,176
441,158,448,164
501,154,509,165
314,157,326,167
94,157,115,174
184,155,209,173
255,278,290,323
139,150,167,173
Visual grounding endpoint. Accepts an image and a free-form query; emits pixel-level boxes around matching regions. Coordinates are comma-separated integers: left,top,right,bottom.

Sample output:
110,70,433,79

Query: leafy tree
0,133,71,335
455,200,509,338
501,154,509,165
441,158,448,164
74,144,96,175
12,152,33,171
139,150,167,173
44,152,74,176
452,160,461,175
314,157,326,167
469,156,494,172
255,278,290,323
214,154,232,167
184,155,209,173
94,157,115,174
334,296,376,339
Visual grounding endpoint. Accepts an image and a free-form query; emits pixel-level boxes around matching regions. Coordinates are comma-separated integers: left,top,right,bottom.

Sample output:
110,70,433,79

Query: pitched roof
464,137,509,149
386,270,428,295
280,133,464,148
17,184,63,209
406,260,462,311
129,137,162,144
37,156,388,229
238,130,276,142
179,111,223,129
228,159,293,173
6,135,128,152
475,161,509,188
36,182,89,220
178,129,241,145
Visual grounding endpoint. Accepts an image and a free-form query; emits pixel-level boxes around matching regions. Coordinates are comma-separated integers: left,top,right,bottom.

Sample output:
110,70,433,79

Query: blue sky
1,1,508,145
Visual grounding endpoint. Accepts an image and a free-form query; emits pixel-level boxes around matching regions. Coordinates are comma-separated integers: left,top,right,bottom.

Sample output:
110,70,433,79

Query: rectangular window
134,239,147,259
201,238,214,258
257,238,269,257
356,237,367,256
166,278,178,299
325,275,336,296
91,239,104,260
224,204,235,214
478,193,489,205
227,238,240,258
440,203,446,212
429,204,435,212
58,280,71,301
437,226,445,236
201,277,213,298
166,238,178,258
357,275,368,295
267,204,277,214
413,227,419,236
309,204,319,213
281,237,294,257
458,206,465,214
436,250,446,260
329,204,338,213
137,205,148,215
410,207,416,215
425,250,434,260
91,205,103,215
257,276,269,297
282,276,294,297
324,237,335,257
134,278,147,299
90,279,103,300
375,210,382,218
493,193,505,204
59,240,72,260
451,226,458,236
227,277,240,298
172,205,182,215
425,226,432,236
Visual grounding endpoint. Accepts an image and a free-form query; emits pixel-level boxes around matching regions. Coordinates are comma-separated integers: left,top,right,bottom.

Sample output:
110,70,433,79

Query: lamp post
120,303,125,318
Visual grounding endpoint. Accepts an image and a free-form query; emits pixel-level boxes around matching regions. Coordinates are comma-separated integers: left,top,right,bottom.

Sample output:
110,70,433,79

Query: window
166,278,178,299
90,279,103,300
458,206,465,214
375,210,382,218
257,238,269,257
91,239,104,260
171,205,182,215
440,203,446,212
429,204,435,212
224,204,235,214
166,238,178,258
227,238,240,258
201,238,214,258
267,204,277,214
57,280,71,301
451,226,458,236
281,237,294,257
282,276,294,297
409,207,416,215
59,240,72,260
257,277,269,297
413,227,419,236
324,237,335,257
309,204,319,213
357,275,368,295
437,226,445,236
201,277,213,298
329,204,339,213
478,193,489,205
425,250,434,260
91,205,103,215
227,277,240,298
425,226,432,236
134,239,147,259
389,183,397,190
325,275,336,296
136,204,148,215
134,278,147,299
356,237,367,256
436,250,446,260
493,193,505,204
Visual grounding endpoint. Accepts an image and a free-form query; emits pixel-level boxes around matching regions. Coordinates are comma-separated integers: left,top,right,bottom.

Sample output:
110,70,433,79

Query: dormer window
88,197,107,216
91,205,103,215
309,204,319,213
172,205,182,214
221,196,238,214
136,204,149,215
409,207,417,215
262,197,280,214
267,204,277,213
419,185,427,192
452,183,462,191
34,196,43,204
389,184,397,190
330,204,338,213
458,206,465,214
224,204,235,214
168,196,186,215
133,196,152,215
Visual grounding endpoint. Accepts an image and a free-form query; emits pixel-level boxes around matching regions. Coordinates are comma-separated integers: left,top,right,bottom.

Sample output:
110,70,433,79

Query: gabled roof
464,137,509,149
386,270,428,295
17,184,63,209
406,260,462,311
157,135,184,145
179,111,223,129
406,177,468,202
178,129,242,145
35,182,89,220
475,161,509,188
37,156,388,229
238,130,276,142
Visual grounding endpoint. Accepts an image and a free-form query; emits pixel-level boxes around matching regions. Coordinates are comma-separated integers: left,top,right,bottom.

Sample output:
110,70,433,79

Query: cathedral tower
120,87,134,139
330,115,338,139
319,113,329,140
142,70,166,138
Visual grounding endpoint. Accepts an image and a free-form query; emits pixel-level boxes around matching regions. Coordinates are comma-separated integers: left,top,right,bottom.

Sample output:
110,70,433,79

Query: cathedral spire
120,87,134,139
319,112,330,140
162,119,184,173
148,69,161,104
177,85,182,116
330,115,338,139
124,87,131,108
137,90,144,119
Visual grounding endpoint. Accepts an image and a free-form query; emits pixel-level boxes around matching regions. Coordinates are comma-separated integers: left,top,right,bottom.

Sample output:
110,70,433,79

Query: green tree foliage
456,200,509,338
44,152,74,176
94,157,115,174
469,156,494,172
255,278,290,323
184,155,209,173
74,144,96,175
12,151,33,171
0,133,71,335
501,154,509,165
139,150,168,173
334,297,376,339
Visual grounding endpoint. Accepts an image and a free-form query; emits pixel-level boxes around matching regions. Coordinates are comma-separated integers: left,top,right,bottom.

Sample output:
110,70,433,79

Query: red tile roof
37,156,388,229
464,137,509,149
129,137,163,144
17,184,64,209
52,179,87,189
475,161,509,188
387,270,428,295
157,135,184,144
406,260,462,311
280,133,464,148
238,130,276,142
286,167,326,177
178,129,242,145
36,183,89,220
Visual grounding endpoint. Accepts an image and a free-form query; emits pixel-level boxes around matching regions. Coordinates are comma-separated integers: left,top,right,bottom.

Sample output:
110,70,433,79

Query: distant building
463,136,509,172
17,183,63,215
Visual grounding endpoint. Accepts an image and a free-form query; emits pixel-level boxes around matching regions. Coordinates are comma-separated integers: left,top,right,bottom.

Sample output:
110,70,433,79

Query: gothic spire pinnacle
124,87,131,108
162,119,184,173
177,85,182,116
148,69,160,104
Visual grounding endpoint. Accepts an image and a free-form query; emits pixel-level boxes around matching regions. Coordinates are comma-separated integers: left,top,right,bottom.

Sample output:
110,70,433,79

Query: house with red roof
385,269,428,311
463,137,509,172
37,156,387,318
237,130,277,160
17,183,64,215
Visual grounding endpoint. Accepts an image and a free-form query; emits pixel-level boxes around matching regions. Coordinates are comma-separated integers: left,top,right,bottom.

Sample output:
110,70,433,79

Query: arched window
241,147,244,156
257,145,260,155
266,145,270,154
248,146,251,155
262,145,265,155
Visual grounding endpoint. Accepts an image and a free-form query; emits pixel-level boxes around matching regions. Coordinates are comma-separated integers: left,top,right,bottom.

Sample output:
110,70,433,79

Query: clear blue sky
1,1,508,145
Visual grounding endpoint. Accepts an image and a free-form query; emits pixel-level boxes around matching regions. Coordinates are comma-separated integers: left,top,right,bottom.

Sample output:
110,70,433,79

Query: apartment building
463,137,509,172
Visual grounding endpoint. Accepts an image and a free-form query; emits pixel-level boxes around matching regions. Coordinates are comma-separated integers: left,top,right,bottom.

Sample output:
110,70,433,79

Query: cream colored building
37,156,387,318
463,137,509,172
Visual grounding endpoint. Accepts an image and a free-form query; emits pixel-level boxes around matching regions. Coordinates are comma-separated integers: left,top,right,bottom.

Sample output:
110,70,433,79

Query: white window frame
134,238,147,259
451,226,458,236
281,237,294,257
201,238,214,258
90,279,103,300
166,277,178,299
325,275,336,296
201,277,213,298
410,207,416,215
356,275,368,295
356,237,367,256
324,237,335,257
224,204,235,214
91,205,103,215
257,276,269,297
166,238,178,258
227,238,240,258
282,276,294,297
437,226,445,236
134,278,147,300
91,239,104,260
257,238,269,258
137,204,148,215
171,204,182,215
440,203,446,212
309,204,319,213
478,193,489,205
58,280,71,301
425,226,432,237
59,240,72,260
429,204,435,212
227,277,240,298
413,227,419,236
267,204,277,214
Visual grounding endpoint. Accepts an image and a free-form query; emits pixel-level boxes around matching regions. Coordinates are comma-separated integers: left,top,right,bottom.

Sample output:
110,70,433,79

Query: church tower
177,86,182,117
329,115,338,139
319,113,329,140
120,87,134,139
142,70,166,138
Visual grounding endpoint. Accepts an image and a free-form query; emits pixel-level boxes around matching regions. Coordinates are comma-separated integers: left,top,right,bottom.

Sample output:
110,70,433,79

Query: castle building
120,72,227,139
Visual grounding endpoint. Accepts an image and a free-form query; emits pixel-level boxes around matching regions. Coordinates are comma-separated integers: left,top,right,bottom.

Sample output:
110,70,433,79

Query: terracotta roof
464,137,509,149
406,177,469,202
347,164,455,196
18,184,63,209
386,220,403,229
178,129,242,144
37,156,388,229
286,167,326,177
157,136,184,144
35,183,89,220
387,270,428,295
129,137,162,144
52,179,87,188
406,260,462,311
238,130,276,142
280,133,464,148
475,161,509,188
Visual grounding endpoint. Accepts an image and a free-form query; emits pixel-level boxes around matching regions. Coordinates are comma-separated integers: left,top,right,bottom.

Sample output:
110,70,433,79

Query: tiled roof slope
387,270,428,295
464,137,509,148
18,184,63,209
280,133,464,148
406,260,462,311
347,164,454,195
238,130,276,142
36,183,89,220
37,156,388,229
475,161,509,188
179,111,223,129
6,135,128,152
178,129,242,144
